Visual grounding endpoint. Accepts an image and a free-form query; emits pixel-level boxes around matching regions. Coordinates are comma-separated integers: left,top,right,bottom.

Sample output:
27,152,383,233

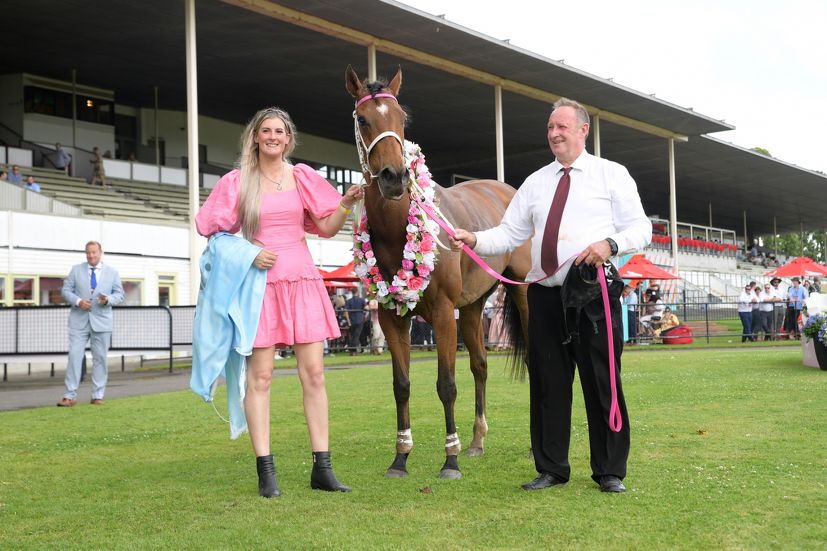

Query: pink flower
419,239,434,253
408,216,418,225
363,241,372,251
389,286,399,294
407,276,424,291
365,250,374,259
417,264,431,277
369,266,379,276
373,275,382,283
402,259,414,271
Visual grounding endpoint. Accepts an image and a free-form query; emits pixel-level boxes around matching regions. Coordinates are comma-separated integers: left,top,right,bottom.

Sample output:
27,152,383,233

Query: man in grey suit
57,241,124,406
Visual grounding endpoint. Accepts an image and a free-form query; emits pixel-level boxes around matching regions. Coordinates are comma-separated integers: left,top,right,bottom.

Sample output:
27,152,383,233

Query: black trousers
527,284,630,483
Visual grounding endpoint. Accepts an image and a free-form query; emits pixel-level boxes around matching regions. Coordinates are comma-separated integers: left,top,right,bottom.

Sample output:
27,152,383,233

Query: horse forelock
365,80,388,96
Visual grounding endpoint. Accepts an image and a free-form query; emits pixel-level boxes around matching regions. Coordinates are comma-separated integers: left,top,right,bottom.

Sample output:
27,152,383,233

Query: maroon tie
540,167,572,276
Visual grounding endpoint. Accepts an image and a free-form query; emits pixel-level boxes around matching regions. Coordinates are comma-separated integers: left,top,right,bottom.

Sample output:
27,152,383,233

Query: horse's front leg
458,300,488,457
432,303,462,479
381,310,413,478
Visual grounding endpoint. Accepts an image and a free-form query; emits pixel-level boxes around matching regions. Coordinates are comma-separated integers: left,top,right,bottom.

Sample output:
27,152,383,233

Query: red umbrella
765,256,827,278
321,261,359,282
617,254,680,280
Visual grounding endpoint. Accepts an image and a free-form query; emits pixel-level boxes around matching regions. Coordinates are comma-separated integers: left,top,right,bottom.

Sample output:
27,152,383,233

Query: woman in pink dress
196,107,363,497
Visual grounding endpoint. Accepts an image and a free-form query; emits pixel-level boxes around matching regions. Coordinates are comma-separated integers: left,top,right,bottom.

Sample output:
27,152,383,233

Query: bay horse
346,66,532,479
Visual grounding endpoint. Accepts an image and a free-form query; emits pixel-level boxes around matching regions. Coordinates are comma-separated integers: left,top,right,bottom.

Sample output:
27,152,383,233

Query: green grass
1,348,825,550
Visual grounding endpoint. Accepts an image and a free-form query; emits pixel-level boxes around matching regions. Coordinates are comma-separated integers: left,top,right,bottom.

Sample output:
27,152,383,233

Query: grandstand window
23,86,73,118
76,95,114,125
13,277,35,304
39,277,65,305
122,280,143,306
158,275,176,307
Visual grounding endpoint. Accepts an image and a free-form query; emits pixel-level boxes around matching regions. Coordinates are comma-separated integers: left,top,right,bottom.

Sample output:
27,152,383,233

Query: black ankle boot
310,451,351,492
256,454,280,498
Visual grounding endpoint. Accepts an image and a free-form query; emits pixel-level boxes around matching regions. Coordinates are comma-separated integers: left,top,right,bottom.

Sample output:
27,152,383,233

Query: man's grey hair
552,97,590,129
85,240,102,251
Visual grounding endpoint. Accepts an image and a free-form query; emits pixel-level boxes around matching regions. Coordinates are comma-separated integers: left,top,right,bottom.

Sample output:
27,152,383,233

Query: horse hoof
386,468,409,478
465,447,484,457
439,469,462,480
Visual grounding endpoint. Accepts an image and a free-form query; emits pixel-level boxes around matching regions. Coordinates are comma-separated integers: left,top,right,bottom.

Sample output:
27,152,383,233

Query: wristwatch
605,237,619,256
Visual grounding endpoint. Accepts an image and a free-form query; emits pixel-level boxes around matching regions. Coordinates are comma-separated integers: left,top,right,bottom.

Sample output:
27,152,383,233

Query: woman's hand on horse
575,239,611,266
450,228,477,251
343,184,365,208
254,248,278,270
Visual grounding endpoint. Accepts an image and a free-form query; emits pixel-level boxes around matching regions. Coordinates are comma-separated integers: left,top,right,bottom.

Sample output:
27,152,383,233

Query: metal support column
367,44,377,81
494,84,504,182
593,114,601,158
185,0,201,303
668,138,678,271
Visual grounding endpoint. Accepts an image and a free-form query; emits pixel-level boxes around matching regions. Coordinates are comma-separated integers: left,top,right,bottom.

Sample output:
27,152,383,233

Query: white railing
103,159,188,186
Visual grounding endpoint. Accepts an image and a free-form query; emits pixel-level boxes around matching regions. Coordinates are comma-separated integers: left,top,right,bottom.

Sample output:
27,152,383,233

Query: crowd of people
0,165,42,192
738,276,820,342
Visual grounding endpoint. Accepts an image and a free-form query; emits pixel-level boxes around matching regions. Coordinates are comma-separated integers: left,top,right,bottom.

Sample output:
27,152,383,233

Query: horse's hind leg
381,310,413,478
459,300,488,457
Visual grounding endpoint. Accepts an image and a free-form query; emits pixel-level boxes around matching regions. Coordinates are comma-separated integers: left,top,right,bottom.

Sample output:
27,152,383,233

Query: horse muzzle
377,166,407,200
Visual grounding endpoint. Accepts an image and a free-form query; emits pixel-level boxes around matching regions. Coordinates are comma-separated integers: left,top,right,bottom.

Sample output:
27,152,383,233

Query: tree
759,230,827,262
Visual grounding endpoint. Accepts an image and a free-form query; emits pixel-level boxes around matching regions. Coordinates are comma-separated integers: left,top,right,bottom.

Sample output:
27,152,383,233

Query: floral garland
353,140,440,315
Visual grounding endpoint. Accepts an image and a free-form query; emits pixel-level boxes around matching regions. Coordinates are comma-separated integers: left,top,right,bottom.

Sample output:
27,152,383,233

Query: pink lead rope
414,197,622,432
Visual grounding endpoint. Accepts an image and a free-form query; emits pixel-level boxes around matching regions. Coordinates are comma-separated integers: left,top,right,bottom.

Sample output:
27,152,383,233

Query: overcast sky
398,0,827,174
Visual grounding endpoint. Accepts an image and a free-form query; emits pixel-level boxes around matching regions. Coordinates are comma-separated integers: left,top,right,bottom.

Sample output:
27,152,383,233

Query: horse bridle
353,92,405,182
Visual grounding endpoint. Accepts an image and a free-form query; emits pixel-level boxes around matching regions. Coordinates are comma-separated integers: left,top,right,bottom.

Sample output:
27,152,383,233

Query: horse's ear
345,65,363,98
388,66,402,96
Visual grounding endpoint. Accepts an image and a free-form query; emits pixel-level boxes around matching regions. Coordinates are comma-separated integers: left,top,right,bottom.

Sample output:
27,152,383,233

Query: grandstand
2,1,824,309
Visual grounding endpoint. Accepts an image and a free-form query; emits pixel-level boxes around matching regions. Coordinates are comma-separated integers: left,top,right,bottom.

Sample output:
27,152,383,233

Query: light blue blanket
191,233,266,439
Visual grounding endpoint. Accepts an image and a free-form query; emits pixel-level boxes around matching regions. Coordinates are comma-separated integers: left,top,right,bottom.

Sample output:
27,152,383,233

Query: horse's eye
357,116,367,126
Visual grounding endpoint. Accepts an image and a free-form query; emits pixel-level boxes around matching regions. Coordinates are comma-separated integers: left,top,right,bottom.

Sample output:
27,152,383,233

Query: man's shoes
90,399,105,405
521,473,567,490
57,398,77,407
599,475,626,493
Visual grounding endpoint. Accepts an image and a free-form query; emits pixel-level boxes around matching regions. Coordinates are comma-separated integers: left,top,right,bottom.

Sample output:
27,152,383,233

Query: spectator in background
750,282,763,338
623,284,638,343
24,175,41,193
737,284,757,343
758,283,774,340
487,284,511,351
8,165,23,185
54,143,72,174
653,306,680,339
345,290,367,355
769,277,786,338
0,170,8,182
57,241,124,407
367,297,385,355
785,277,808,339
812,277,822,293
89,147,107,187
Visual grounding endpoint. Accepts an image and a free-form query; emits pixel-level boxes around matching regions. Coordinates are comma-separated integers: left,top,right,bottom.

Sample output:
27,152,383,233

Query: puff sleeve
195,170,242,236
293,163,343,238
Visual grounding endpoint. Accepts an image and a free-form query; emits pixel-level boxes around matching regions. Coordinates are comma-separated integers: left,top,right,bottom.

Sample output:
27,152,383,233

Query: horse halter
353,92,405,181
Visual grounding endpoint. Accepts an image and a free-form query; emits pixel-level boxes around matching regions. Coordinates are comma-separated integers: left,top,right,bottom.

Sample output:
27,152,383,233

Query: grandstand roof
3,0,825,236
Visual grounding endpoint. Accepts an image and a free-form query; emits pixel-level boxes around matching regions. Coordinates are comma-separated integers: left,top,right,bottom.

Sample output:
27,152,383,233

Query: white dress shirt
759,290,774,312
738,290,756,313
474,151,652,286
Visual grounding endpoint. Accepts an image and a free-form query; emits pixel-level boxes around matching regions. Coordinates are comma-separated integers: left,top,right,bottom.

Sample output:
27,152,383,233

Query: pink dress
195,164,342,348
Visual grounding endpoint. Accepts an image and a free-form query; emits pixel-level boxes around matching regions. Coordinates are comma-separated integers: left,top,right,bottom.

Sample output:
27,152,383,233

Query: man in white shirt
758,283,775,341
450,98,651,493
768,277,786,338
737,284,757,343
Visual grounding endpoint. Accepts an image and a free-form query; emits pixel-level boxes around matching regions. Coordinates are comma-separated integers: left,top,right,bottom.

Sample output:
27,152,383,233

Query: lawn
1,347,824,550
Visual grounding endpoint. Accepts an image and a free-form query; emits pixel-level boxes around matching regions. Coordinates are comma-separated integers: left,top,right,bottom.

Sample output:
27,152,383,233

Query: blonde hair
237,107,298,240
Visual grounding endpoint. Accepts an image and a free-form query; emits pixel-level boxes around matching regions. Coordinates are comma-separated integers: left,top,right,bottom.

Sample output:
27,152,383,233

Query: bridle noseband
353,92,405,181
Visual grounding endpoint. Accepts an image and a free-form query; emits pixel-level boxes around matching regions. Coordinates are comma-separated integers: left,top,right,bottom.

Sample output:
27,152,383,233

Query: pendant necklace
261,171,282,191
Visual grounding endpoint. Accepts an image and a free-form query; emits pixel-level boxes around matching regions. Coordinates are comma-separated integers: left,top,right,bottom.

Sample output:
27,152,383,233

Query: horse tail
502,286,528,380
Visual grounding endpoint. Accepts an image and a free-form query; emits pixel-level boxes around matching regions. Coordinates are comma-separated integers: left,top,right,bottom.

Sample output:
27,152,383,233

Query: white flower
406,223,418,233
392,275,407,288
357,232,371,243
354,263,369,278
403,249,417,260
366,257,377,267
376,282,389,297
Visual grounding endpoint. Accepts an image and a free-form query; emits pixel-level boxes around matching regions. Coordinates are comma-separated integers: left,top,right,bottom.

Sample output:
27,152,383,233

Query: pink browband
355,93,398,109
